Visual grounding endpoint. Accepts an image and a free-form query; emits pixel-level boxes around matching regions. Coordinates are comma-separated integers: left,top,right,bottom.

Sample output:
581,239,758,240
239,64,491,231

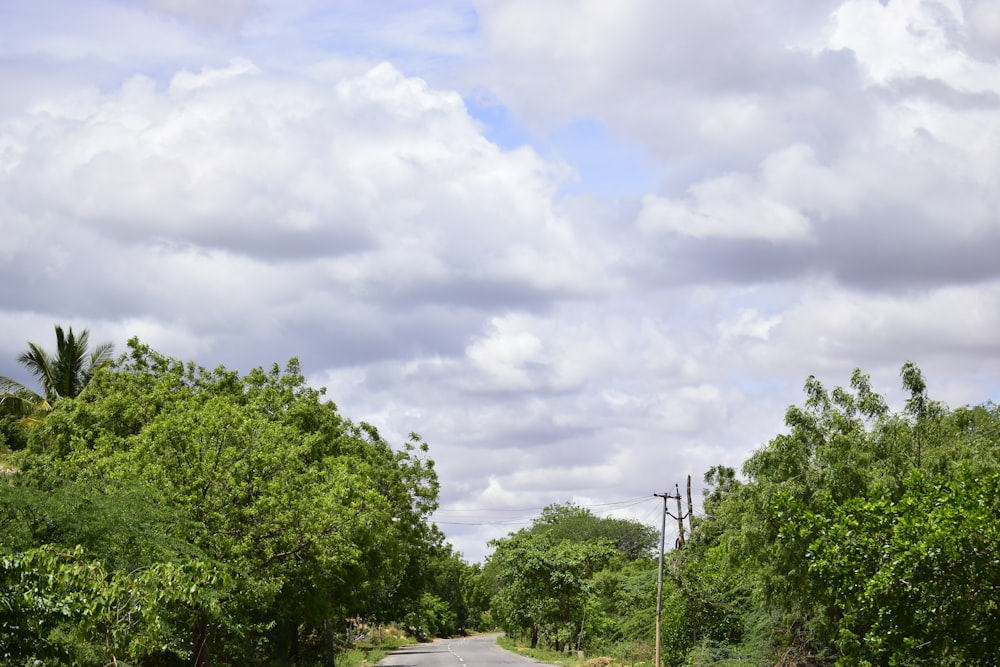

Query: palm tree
0,325,115,420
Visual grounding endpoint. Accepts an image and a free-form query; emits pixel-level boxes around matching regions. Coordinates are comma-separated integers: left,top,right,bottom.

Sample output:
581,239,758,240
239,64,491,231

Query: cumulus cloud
0,58,618,370
472,0,857,169
635,182,815,243
3,0,1000,562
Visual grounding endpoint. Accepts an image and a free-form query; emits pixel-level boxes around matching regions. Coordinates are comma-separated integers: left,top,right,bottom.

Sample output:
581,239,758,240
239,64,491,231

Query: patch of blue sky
542,117,660,197
464,96,535,150
466,99,659,198
731,376,791,394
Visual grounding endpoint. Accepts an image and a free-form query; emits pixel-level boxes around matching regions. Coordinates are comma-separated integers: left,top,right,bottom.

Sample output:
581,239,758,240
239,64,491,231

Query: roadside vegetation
3,326,1000,665
485,363,1000,666
0,330,485,666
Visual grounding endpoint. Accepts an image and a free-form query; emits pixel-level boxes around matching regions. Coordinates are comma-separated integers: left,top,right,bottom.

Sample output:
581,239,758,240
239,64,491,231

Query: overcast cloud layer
3,0,1000,561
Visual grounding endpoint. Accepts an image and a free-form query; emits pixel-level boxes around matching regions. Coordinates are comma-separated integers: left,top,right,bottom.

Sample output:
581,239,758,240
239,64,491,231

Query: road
379,634,553,667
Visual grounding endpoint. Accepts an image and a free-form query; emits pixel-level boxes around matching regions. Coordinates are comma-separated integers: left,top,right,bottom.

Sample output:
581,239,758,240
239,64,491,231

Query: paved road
379,634,553,667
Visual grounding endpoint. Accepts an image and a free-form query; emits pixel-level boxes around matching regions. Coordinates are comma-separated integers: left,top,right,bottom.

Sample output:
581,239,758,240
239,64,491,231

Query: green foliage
0,414,28,452
0,544,224,666
404,593,456,640
487,504,653,653
487,364,1000,665
4,338,444,665
534,504,659,559
588,558,659,652
801,470,1000,665
460,562,494,631
0,479,201,572
704,364,1000,664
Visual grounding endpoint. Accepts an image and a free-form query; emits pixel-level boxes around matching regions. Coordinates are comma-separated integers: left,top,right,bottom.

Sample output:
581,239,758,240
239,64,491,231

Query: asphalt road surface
379,634,553,667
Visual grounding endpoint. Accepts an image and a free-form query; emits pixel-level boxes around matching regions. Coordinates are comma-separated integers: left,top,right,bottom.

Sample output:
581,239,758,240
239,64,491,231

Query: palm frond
0,377,43,418
84,341,116,384
17,399,52,428
17,341,57,398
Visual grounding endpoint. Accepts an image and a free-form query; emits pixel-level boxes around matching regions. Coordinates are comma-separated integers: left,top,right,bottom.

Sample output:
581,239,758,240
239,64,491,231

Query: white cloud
466,315,545,390
471,0,851,168
636,180,815,243
4,0,1000,564
0,59,610,304
718,308,782,342
830,0,1000,91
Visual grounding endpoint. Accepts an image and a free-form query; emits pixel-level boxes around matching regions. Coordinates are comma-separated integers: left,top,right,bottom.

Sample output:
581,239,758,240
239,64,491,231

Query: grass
495,636,592,667
495,636,665,667
335,626,416,667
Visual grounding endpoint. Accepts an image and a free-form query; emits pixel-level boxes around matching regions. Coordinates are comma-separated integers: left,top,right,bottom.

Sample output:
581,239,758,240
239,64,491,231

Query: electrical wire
431,495,661,527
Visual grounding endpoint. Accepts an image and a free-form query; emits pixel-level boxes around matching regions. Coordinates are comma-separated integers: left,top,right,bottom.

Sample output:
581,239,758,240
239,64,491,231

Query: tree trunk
192,617,211,667
284,618,300,666
324,618,336,667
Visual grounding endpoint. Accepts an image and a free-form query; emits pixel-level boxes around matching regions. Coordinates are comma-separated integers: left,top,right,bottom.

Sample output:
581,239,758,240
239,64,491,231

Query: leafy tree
730,368,902,655
0,544,224,666
587,557,659,658
0,478,201,574
11,338,441,665
799,469,1000,665
534,503,659,559
421,543,476,635
460,562,494,632
490,529,617,651
714,364,1000,664
487,504,653,652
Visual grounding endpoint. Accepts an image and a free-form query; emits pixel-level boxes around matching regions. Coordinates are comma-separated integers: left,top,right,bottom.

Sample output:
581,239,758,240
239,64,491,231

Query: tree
486,504,653,652
0,544,224,666
717,364,1000,664
800,470,1000,665
16,338,440,665
0,325,114,423
534,503,659,559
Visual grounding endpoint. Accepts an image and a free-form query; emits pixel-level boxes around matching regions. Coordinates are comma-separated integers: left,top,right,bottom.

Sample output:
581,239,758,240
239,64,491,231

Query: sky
2,0,1000,563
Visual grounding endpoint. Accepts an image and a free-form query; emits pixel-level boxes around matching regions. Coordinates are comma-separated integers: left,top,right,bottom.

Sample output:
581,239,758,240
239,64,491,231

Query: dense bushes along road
3,330,1000,665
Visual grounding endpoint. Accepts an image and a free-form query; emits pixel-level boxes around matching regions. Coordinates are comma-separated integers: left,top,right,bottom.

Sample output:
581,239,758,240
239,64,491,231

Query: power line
433,518,535,526
433,494,655,514
431,495,661,527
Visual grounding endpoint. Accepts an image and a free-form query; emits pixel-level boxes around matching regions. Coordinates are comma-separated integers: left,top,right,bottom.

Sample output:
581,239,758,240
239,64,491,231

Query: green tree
486,504,651,652
490,529,617,651
461,562,494,631
0,544,224,666
800,469,1000,665
534,503,659,559
13,338,441,665
719,364,1000,664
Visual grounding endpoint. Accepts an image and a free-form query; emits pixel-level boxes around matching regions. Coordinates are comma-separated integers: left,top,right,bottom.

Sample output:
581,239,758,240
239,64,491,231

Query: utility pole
686,474,694,535
674,484,685,548
653,491,668,667
655,484,693,667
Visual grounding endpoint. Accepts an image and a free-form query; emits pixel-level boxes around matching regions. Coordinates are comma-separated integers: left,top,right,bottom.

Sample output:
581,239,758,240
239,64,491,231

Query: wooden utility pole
655,483,696,667
686,474,695,535
674,484,685,547
653,492,669,667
